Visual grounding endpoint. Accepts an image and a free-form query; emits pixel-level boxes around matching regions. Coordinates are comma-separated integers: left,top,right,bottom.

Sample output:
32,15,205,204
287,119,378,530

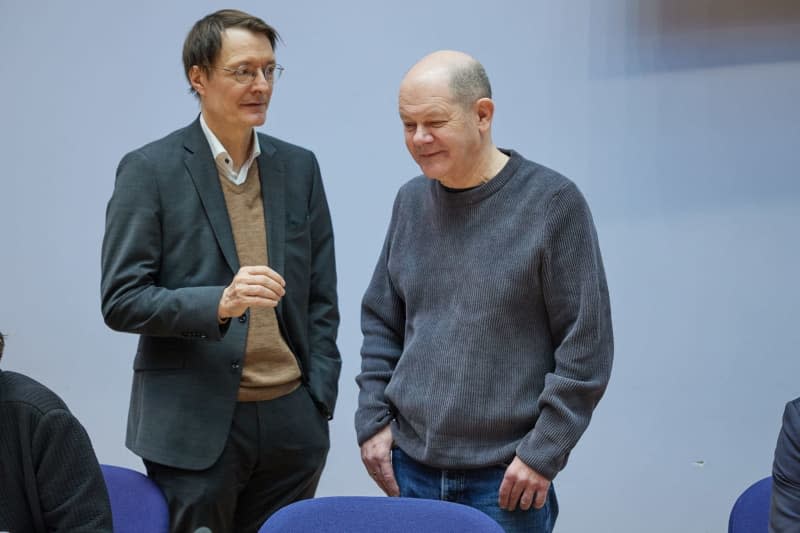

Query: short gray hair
449,60,492,108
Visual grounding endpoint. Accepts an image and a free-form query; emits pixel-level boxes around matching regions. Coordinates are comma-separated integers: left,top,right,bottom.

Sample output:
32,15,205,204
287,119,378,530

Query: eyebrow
225,55,276,67
399,111,448,121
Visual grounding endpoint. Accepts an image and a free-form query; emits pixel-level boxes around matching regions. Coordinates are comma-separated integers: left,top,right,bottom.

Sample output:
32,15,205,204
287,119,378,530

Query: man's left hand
498,456,550,511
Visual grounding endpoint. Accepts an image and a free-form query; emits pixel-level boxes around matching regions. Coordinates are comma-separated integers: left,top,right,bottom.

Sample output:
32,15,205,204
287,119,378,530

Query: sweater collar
431,149,522,207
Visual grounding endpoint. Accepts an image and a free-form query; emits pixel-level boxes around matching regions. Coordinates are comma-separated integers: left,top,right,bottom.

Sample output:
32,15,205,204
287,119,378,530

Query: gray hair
449,60,492,108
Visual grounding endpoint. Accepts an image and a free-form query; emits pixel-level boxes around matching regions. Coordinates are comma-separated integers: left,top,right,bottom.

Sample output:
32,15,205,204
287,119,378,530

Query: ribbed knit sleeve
516,182,614,479
355,194,406,445
32,409,114,532
0,371,112,533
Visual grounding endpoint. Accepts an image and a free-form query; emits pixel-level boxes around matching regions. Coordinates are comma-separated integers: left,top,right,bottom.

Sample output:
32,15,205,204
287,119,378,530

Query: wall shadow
590,0,800,76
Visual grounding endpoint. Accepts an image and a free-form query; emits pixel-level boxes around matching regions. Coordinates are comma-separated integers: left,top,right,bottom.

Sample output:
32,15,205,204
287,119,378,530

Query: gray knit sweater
355,150,613,480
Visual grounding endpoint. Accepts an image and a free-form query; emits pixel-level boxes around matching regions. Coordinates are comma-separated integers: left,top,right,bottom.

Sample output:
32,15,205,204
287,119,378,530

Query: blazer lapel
256,136,286,281
183,119,239,274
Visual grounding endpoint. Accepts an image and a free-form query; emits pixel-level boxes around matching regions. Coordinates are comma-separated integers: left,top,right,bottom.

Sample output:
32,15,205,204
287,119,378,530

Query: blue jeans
392,448,558,533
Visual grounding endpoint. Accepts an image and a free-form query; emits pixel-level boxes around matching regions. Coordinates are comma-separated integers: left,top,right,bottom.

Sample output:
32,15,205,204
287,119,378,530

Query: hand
360,425,399,496
217,266,286,321
498,456,550,511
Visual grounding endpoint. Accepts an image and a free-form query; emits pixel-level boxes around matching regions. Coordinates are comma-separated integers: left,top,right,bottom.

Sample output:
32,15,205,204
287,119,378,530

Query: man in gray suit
101,9,340,532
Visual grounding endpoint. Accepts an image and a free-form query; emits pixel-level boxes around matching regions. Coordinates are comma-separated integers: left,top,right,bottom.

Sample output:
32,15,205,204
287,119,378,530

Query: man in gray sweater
355,50,614,532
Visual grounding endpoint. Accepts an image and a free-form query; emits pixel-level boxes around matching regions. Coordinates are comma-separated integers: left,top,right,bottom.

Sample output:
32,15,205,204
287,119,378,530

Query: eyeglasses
214,64,285,85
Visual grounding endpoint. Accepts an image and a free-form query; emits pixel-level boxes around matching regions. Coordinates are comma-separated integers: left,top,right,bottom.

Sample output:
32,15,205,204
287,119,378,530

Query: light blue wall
1,1,798,531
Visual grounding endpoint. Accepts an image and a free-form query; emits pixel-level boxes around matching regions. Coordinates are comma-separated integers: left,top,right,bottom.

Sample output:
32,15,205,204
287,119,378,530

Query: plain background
1,1,799,531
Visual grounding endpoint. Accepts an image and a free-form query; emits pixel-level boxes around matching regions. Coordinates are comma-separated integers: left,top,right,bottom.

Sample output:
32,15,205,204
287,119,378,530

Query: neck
203,114,253,170
441,146,509,189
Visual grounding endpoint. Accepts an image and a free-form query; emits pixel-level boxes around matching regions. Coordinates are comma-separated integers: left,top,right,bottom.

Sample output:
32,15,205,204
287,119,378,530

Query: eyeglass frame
211,64,285,85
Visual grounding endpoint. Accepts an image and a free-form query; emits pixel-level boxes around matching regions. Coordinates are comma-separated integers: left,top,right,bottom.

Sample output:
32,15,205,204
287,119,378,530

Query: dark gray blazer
770,397,800,532
101,118,340,470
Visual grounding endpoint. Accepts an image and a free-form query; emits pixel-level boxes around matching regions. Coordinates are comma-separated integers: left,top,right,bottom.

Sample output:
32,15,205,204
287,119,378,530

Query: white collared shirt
199,114,261,186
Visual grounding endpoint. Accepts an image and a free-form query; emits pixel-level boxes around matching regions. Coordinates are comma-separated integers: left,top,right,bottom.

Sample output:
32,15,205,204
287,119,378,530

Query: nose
412,125,433,145
252,69,271,91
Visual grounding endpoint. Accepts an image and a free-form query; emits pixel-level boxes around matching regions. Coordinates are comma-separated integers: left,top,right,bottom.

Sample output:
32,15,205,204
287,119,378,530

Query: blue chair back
260,496,504,532
728,476,772,533
101,464,169,533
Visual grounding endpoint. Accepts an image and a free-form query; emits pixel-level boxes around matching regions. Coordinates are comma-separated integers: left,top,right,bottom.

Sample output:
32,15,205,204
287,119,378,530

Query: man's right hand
360,425,400,496
217,266,286,321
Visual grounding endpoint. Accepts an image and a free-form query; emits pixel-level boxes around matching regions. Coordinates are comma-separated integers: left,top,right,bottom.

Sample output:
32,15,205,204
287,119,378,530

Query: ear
475,97,494,132
189,65,208,97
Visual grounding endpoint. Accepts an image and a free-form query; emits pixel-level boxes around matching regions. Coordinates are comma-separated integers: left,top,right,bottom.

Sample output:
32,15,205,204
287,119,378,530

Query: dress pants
145,386,329,533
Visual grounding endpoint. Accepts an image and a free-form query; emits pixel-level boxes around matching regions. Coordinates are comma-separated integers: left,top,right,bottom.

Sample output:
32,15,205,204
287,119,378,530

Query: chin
418,163,446,181
246,114,267,127
240,108,267,125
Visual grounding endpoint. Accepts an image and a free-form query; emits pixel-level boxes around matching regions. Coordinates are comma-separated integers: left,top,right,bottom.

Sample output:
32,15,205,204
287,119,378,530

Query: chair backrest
100,464,169,533
728,476,772,533
260,496,505,533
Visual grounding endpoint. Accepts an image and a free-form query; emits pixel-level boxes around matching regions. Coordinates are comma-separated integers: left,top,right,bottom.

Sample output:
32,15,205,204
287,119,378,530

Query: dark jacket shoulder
0,370,70,415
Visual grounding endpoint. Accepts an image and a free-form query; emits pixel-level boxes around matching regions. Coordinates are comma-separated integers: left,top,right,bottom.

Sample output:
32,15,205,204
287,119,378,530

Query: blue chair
101,464,169,533
260,496,504,532
728,476,772,533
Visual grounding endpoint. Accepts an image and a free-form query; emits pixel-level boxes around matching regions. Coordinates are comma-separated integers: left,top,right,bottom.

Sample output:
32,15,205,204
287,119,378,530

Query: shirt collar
199,113,261,185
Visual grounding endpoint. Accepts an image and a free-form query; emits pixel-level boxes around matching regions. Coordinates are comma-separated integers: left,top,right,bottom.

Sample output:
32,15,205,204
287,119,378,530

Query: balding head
398,51,503,188
401,51,491,110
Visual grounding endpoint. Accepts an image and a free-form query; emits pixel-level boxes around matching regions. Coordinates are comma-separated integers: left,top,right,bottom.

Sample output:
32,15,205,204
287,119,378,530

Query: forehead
398,77,458,118
218,27,275,65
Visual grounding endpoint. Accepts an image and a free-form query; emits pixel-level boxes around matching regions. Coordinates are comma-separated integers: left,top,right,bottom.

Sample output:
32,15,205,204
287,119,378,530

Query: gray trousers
145,386,329,533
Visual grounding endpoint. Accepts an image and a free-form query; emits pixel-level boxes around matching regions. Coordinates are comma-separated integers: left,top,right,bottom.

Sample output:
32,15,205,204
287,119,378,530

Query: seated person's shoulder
788,397,800,412
0,370,70,416
782,398,800,437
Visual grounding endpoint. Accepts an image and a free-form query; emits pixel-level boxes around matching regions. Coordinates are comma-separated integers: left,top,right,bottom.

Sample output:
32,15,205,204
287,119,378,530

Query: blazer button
231,360,241,371
238,314,247,323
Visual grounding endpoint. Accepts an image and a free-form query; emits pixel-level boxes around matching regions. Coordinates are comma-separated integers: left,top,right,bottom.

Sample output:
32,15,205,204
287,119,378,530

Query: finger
264,276,286,297
239,265,271,277
252,287,284,302
533,484,548,509
498,476,514,510
378,458,399,497
239,266,286,287
262,267,286,287
236,284,284,303
506,481,525,512
246,273,286,291
247,298,279,309
364,461,385,491
519,488,536,511
229,295,278,311
237,275,286,297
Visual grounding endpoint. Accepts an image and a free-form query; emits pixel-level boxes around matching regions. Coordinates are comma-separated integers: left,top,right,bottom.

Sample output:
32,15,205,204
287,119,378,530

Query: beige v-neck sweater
218,163,301,402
